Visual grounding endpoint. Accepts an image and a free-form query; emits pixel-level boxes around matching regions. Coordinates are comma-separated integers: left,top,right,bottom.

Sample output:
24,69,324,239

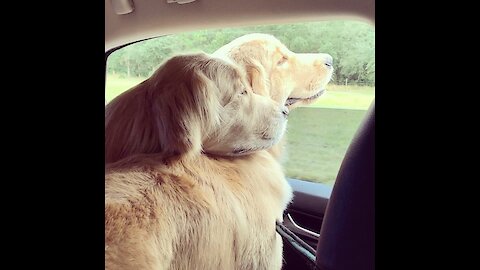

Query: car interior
105,0,375,269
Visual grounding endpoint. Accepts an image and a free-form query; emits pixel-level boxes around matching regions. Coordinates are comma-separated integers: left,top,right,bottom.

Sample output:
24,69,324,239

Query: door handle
287,213,320,238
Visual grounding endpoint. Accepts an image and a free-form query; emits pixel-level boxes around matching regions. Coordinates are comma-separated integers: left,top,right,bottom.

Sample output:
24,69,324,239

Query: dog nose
282,106,289,117
322,54,333,67
313,53,333,68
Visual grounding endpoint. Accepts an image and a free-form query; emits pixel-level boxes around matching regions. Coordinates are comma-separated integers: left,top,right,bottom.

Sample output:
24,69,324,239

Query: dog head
105,53,288,163
213,33,334,109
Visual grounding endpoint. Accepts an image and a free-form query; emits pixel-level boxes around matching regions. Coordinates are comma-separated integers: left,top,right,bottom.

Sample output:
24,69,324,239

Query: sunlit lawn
283,108,368,185
308,84,375,110
105,74,146,102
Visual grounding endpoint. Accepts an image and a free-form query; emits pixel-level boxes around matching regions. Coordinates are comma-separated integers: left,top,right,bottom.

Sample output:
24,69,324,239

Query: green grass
105,74,146,102
105,74,374,185
283,108,368,185
308,84,375,110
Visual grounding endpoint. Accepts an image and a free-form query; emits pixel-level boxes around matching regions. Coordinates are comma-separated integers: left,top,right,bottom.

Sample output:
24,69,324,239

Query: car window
105,20,375,186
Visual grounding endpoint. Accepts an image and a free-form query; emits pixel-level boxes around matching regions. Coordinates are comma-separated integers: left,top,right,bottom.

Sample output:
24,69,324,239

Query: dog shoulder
105,167,186,269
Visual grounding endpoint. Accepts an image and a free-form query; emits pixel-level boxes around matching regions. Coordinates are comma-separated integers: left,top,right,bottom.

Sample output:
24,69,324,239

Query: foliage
107,21,375,85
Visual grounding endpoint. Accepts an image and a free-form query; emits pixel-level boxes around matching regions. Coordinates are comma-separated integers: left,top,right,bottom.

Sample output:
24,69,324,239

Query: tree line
107,20,375,86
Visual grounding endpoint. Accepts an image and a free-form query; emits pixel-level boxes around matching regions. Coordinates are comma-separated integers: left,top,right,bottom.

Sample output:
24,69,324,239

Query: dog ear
105,55,222,163
149,68,222,159
105,84,153,164
246,60,270,97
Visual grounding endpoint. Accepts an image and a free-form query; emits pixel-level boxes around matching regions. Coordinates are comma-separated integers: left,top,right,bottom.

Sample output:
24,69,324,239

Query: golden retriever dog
105,33,333,269
213,33,334,159
105,53,293,269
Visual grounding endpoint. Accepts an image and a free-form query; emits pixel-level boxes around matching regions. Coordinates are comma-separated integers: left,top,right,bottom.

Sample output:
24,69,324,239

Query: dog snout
281,106,289,118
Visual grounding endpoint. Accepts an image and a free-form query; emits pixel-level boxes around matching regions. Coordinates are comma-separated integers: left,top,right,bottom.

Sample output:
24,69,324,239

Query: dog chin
204,120,286,157
285,88,326,107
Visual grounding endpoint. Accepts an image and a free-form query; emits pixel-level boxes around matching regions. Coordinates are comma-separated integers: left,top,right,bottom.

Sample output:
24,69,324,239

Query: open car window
105,20,375,186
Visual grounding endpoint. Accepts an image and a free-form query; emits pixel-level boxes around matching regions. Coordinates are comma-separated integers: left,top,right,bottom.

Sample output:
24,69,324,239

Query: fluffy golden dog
105,53,292,269
213,33,334,158
105,33,333,269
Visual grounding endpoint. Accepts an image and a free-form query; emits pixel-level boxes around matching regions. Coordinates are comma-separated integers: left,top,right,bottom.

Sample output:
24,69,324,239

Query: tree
107,20,375,86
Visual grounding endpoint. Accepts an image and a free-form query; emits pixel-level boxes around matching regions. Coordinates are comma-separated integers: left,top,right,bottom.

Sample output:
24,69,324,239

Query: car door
280,102,375,270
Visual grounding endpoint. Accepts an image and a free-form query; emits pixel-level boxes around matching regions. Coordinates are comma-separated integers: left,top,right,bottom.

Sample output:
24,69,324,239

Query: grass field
311,84,375,110
105,74,146,102
283,108,368,185
105,74,374,184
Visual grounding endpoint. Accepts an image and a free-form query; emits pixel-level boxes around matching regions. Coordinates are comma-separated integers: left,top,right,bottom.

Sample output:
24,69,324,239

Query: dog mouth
285,89,326,106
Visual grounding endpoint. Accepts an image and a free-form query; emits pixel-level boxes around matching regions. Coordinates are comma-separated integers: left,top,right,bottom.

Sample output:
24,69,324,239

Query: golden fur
106,152,291,269
105,34,332,270
105,53,288,163
105,53,291,269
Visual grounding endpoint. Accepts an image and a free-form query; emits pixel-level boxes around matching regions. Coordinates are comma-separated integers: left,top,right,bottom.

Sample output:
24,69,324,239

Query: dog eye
277,56,288,65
